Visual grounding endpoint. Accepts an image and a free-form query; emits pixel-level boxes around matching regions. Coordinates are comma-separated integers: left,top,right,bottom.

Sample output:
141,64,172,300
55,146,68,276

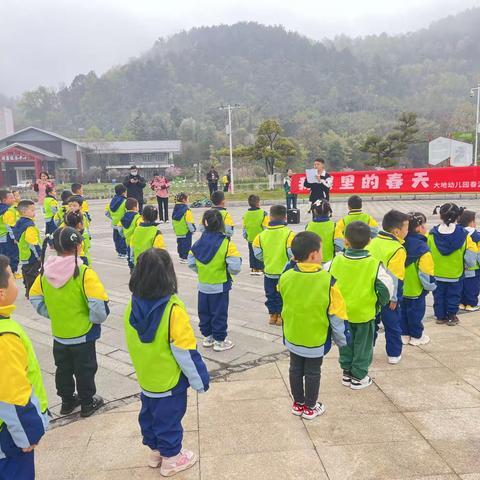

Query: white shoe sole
388,356,402,364
409,336,430,346
341,379,351,387
148,458,162,468
350,380,373,390
160,453,197,477
291,408,304,416
213,343,235,352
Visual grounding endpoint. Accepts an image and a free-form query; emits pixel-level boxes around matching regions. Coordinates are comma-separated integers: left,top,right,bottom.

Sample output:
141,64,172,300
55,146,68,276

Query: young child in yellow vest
43,185,58,236
119,198,141,272
367,210,409,364
0,254,49,479
401,212,436,346
188,209,242,351
429,203,478,325
54,190,72,227
334,195,379,251
125,248,209,476
210,190,234,237
278,231,348,419
0,190,20,278
105,184,128,258
65,211,92,267
326,221,393,389
71,182,92,225
458,210,480,312
242,194,268,275
29,227,109,417
172,193,196,264
252,205,295,326
131,205,165,266
305,200,336,264
8,189,21,279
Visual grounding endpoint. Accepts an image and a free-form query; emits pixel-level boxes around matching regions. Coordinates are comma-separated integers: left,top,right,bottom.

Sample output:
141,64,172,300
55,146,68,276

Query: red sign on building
290,166,480,195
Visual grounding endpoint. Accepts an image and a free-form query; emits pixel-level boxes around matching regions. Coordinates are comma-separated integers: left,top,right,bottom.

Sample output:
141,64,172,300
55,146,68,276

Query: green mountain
14,9,480,170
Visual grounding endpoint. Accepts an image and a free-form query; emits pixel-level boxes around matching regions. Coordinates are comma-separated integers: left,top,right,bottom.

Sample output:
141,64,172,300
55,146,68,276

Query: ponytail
39,235,52,275
49,227,83,278
312,199,333,218
435,203,465,226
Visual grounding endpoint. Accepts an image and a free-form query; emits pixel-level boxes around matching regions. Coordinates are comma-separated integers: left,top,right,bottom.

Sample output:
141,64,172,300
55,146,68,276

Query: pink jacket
150,176,170,198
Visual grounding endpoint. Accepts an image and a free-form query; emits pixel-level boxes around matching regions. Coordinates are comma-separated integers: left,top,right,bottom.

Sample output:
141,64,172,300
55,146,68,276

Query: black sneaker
447,313,459,326
435,318,448,325
60,394,81,415
342,370,352,387
80,395,105,418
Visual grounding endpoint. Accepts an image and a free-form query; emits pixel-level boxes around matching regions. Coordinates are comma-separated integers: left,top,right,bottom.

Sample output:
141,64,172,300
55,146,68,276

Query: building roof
0,126,82,146
81,140,181,154
0,142,63,158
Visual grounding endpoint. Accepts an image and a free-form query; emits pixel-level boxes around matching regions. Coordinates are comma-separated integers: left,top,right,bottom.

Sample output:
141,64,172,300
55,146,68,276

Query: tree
396,112,419,145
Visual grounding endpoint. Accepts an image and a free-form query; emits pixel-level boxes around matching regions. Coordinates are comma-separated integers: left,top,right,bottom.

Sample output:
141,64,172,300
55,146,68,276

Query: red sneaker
291,401,304,416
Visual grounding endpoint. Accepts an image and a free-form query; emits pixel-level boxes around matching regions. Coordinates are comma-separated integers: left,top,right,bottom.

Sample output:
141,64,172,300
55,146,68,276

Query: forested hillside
12,8,480,172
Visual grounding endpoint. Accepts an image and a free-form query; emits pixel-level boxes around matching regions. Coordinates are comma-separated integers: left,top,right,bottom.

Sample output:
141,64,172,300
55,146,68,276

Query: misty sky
1,0,478,97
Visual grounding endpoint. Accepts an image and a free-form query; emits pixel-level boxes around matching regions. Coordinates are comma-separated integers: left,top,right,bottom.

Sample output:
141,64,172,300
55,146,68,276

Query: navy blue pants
139,390,187,458
264,276,282,314
375,303,402,358
433,279,463,319
2,237,19,273
198,291,229,341
0,451,34,480
462,271,480,307
113,228,127,255
127,246,134,271
177,233,192,260
248,242,264,270
400,294,426,338
45,219,57,236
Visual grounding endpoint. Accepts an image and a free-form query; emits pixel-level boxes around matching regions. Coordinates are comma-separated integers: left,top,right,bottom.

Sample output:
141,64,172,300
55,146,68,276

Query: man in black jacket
123,166,146,212
303,158,332,203
206,166,219,195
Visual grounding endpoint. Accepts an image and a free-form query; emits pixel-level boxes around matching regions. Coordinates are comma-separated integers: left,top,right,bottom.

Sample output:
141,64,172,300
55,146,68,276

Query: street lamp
219,104,241,194
471,84,480,165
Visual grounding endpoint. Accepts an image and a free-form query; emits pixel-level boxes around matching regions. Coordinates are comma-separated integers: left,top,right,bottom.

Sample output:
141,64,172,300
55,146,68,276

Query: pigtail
432,205,440,215
73,247,79,278
39,235,52,275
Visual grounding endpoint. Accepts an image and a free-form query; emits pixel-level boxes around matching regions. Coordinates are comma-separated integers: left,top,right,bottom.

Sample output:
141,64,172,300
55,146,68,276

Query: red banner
290,166,480,195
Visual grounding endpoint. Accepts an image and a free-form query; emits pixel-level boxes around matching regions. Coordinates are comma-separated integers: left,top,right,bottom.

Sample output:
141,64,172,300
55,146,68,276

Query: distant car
15,181,32,189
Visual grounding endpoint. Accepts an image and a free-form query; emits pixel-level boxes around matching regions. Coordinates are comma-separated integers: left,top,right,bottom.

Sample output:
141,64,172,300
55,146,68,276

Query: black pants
22,260,40,298
138,201,144,214
53,340,98,406
156,197,169,222
289,352,323,408
208,182,218,195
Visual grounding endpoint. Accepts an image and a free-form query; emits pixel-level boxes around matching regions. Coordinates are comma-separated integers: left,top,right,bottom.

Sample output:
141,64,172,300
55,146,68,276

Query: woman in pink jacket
33,171,54,204
150,173,171,223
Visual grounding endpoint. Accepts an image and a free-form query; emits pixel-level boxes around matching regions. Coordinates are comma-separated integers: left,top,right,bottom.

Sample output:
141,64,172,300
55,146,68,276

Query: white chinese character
441,182,447,188
361,174,379,190
385,173,403,190
434,182,440,188
471,181,477,188
412,172,429,189
339,175,355,190
447,182,455,188
462,181,470,188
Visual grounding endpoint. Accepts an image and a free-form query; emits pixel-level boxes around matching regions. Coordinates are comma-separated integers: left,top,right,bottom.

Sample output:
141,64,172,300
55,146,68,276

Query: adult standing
33,171,54,204
150,172,171,223
303,158,332,203
283,169,298,210
123,166,146,213
206,166,219,196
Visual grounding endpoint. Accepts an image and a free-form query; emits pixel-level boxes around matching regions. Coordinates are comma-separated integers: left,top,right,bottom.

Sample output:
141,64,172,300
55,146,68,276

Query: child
13,200,42,298
367,210,409,364
29,227,109,417
278,231,347,419
188,209,242,351
328,222,393,389
125,248,209,476
306,200,336,263
8,190,21,279
105,184,128,258
131,205,165,265
253,205,295,326
71,182,92,224
210,190,234,237
120,198,141,272
334,195,379,250
172,192,196,264
428,204,478,325
242,194,268,275
54,190,72,227
43,185,58,236
65,211,92,266
0,190,19,277
0,254,49,479
401,213,436,345
459,210,480,312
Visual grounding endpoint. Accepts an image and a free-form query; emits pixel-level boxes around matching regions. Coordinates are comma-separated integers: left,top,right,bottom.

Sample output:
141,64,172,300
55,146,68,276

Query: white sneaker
165,220,170,224
388,355,402,364
459,304,466,311
178,258,188,264
409,335,430,346
159,220,165,224
160,449,197,477
202,336,214,348
213,339,235,352
148,450,162,468
302,402,325,420
465,305,480,312
249,269,256,276
401,335,411,345
350,375,373,390
255,271,264,276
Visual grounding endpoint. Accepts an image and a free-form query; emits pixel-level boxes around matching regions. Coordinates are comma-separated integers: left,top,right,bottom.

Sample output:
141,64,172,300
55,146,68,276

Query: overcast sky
1,0,478,97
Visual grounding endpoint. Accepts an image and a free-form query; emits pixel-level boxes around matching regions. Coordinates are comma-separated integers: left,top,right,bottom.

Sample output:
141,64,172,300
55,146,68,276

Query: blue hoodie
109,195,125,212
129,295,171,343
429,224,468,255
121,211,138,229
172,203,188,221
191,231,226,264
405,233,430,267
312,216,331,223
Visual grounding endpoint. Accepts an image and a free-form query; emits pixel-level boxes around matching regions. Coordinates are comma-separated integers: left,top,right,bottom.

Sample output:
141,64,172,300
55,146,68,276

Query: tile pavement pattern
14,197,480,478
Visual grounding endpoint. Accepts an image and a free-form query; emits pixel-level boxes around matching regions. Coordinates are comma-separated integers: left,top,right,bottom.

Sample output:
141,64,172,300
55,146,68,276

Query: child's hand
22,444,38,452
389,301,397,310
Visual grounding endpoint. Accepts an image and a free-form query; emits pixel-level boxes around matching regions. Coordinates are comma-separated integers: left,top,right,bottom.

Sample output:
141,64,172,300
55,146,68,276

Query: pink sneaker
160,449,197,477
148,449,162,468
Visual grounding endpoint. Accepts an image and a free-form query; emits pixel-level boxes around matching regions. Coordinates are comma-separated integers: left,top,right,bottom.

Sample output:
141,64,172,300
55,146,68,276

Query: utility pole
219,104,241,193
471,84,480,165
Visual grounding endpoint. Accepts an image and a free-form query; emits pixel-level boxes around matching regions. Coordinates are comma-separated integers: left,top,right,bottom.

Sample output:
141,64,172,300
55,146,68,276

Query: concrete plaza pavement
11,195,480,478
